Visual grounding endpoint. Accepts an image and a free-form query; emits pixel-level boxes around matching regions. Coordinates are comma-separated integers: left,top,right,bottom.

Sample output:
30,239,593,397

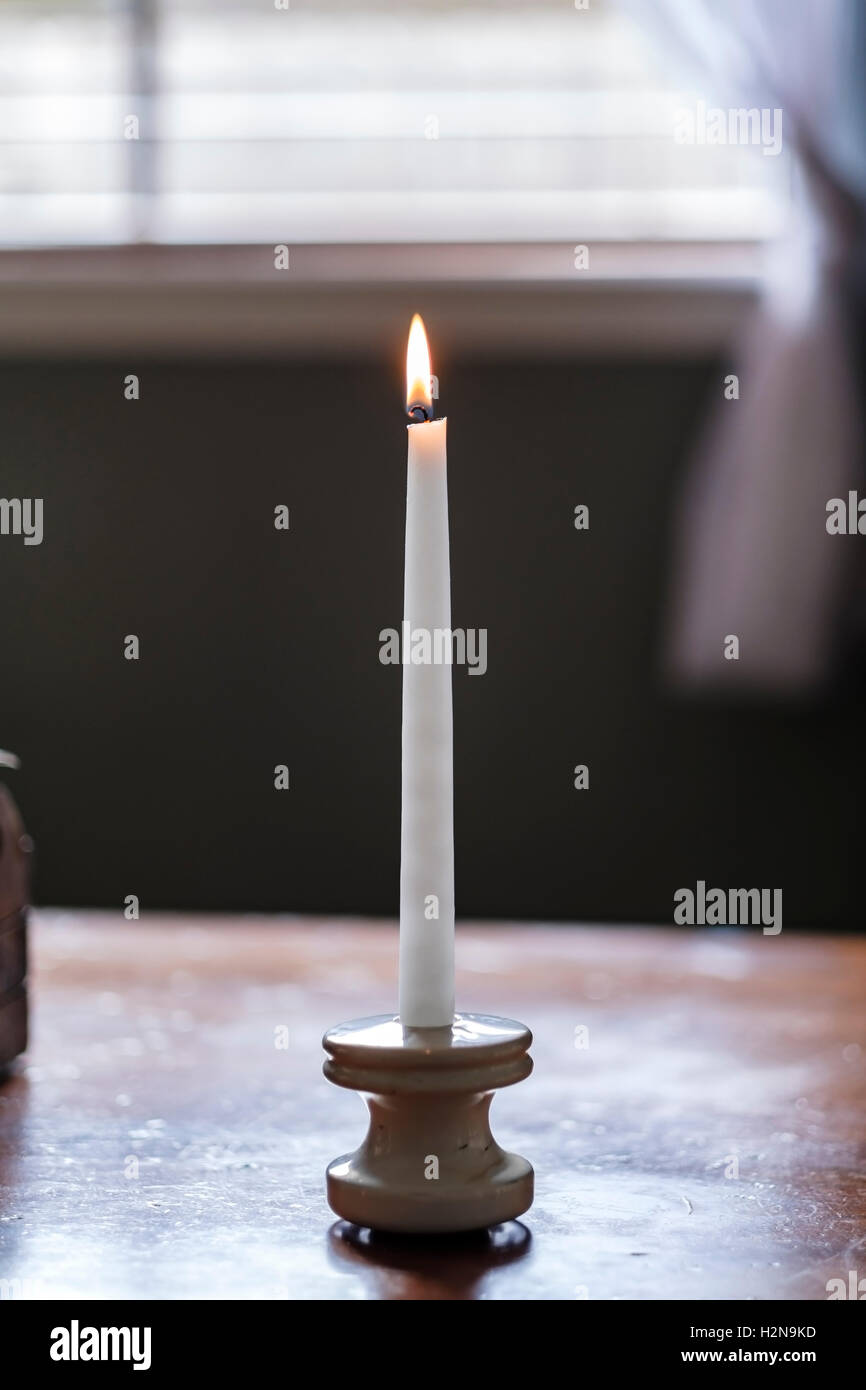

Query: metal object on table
0,753,31,1072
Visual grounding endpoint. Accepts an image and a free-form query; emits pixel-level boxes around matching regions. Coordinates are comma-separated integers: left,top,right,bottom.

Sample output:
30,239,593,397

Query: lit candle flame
406,313,433,419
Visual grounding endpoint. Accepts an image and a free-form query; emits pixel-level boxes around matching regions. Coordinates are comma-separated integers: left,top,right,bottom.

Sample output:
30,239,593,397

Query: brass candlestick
323,1012,533,1234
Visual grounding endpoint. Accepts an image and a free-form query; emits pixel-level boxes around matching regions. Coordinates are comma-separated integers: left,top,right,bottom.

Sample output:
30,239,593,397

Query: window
0,0,790,248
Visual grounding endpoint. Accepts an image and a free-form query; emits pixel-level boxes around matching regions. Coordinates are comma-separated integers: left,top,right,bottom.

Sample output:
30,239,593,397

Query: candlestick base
323,1012,533,1234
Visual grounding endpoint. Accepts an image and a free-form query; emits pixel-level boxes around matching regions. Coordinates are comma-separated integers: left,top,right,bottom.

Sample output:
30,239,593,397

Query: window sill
0,242,762,357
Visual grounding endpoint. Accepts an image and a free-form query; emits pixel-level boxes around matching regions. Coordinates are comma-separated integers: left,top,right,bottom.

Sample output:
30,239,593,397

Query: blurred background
0,0,863,924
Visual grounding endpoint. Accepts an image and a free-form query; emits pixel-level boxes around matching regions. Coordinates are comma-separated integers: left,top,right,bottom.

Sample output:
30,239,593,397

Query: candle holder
323,1012,533,1234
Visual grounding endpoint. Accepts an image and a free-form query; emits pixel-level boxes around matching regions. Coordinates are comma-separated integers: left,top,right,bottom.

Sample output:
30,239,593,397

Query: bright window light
0,0,791,248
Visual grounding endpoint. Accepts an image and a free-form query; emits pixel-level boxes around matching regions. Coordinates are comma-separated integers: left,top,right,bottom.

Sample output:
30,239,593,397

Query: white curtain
621,0,866,693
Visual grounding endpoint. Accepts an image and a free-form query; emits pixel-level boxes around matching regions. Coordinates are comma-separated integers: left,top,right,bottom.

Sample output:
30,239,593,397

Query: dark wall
0,355,862,925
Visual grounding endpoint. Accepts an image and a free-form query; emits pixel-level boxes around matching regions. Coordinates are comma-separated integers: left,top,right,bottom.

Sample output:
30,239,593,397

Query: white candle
399,315,455,1028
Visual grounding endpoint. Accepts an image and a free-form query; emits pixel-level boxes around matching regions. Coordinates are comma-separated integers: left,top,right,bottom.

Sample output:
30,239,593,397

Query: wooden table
1,913,863,1301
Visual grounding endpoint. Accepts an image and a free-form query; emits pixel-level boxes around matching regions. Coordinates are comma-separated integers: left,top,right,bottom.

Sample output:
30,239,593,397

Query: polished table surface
1,913,863,1301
